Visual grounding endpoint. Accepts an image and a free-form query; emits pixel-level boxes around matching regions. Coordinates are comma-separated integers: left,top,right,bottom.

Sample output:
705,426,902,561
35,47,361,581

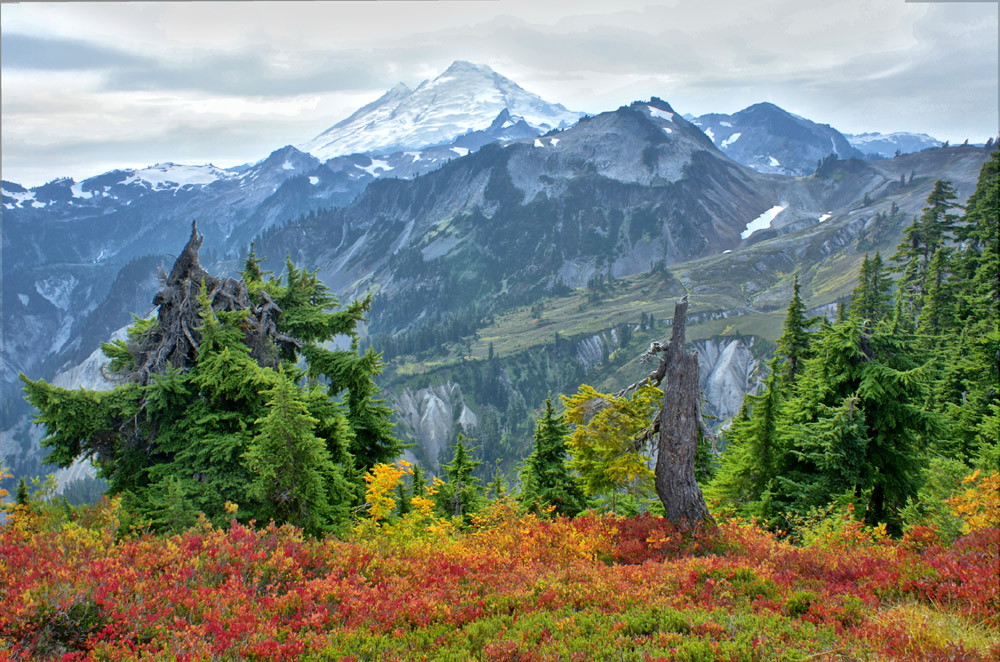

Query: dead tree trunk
654,297,714,527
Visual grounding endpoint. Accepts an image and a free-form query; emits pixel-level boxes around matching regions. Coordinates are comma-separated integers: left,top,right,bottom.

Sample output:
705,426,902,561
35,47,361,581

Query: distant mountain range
2,60,992,484
845,131,943,158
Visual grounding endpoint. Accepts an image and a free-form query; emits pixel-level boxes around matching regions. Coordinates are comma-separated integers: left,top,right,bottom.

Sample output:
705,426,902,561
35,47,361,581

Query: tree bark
654,296,714,527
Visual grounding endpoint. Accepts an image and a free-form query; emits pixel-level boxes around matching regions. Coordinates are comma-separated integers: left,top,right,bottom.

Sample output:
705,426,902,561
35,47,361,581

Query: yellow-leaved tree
562,383,662,510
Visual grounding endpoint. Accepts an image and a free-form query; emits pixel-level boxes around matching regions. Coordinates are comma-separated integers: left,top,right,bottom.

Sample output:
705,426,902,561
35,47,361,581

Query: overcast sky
2,0,997,187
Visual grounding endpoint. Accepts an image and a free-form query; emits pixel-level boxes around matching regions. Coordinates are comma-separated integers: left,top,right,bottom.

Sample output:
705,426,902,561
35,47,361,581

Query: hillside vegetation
2,151,997,660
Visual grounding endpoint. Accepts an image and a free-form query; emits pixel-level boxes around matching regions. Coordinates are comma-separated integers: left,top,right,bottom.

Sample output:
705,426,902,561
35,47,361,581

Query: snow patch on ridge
125,163,236,189
721,133,742,148
646,105,674,122
741,205,785,239
357,159,393,176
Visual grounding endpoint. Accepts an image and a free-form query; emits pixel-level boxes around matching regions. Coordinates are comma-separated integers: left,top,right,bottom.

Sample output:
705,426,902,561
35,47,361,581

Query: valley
1,60,994,488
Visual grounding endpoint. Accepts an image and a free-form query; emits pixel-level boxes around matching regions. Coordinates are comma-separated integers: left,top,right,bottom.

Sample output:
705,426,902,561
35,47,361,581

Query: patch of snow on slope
357,159,393,176
720,121,732,128
647,105,674,122
451,147,470,157
282,160,296,170
70,182,94,199
818,212,833,222
309,176,319,185
127,163,236,189
3,187,35,205
534,138,544,147
18,294,29,307
549,138,560,146
704,127,715,142
405,151,423,162
662,127,673,135
769,156,780,167
721,133,742,148
741,205,786,239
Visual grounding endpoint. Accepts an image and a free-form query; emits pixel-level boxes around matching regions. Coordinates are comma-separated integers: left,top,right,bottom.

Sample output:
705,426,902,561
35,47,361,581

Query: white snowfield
646,105,675,122
124,163,238,189
298,61,581,161
721,133,742,148
741,205,786,239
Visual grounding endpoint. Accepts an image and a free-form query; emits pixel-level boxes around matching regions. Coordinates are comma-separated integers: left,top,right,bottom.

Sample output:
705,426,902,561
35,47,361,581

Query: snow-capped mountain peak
298,61,581,161
125,163,239,189
845,131,942,157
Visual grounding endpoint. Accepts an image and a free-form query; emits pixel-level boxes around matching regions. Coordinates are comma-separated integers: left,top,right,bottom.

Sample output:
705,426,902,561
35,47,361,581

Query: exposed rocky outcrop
694,337,765,427
392,381,478,468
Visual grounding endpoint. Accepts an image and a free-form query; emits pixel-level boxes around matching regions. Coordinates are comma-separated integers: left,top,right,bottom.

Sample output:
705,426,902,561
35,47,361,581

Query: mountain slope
846,131,943,158
298,61,581,160
259,99,782,318
692,102,864,176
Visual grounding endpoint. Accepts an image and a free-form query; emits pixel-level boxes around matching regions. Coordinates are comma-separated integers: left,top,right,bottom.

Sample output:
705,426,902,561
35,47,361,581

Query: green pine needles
22,226,400,534
709,153,1000,537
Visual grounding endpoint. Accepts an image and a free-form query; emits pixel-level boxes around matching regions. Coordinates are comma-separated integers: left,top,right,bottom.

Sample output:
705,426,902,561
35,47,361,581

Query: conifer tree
850,252,893,324
21,224,396,533
707,365,784,519
15,477,29,507
775,276,813,385
766,319,938,533
519,398,586,516
244,371,351,534
434,435,484,521
916,248,955,336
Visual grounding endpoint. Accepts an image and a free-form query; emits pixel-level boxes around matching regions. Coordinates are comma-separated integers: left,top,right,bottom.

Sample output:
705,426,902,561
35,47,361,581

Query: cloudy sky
2,0,997,187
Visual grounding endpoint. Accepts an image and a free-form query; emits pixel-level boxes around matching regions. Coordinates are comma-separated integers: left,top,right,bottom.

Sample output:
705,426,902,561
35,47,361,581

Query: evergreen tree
21,225,397,533
707,365,784,519
766,319,938,534
915,249,955,336
244,371,351,534
411,464,428,501
892,181,961,325
434,435,484,522
850,252,893,325
15,477,29,507
775,276,813,385
519,398,586,516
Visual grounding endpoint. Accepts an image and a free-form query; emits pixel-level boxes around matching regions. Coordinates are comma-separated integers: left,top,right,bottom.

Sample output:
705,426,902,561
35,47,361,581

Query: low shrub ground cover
1,499,997,661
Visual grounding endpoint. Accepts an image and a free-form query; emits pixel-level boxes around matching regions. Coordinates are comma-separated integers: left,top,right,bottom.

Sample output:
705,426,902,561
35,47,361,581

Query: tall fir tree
850,252,893,325
519,398,587,516
775,276,814,386
22,226,397,533
707,364,784,520
434,435,484,522
244,370,352,535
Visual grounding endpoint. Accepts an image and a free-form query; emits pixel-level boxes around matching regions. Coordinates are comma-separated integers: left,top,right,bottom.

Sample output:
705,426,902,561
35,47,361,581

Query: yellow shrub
948,470,1000,533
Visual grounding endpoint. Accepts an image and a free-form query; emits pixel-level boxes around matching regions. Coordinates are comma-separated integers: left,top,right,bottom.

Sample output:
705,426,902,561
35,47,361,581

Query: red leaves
2,506,997,661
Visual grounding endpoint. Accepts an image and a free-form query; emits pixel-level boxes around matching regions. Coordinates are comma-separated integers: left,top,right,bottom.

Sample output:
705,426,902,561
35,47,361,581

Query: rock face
392,382,478,468
692,102,864,176
695,336,764,427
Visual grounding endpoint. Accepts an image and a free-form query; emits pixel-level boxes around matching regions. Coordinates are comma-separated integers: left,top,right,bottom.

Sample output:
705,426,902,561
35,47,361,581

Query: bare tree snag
643,296,714,527
120,221,294,384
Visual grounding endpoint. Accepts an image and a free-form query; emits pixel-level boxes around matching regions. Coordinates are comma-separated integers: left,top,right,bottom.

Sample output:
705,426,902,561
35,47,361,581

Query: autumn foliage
2,487,998,661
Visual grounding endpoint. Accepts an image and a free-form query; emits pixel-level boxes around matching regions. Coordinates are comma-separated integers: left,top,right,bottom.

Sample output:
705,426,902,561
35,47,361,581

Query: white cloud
1,0,995,186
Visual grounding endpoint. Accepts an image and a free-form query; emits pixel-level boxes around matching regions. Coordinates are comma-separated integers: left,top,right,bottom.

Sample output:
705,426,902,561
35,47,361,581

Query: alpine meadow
2,2,999,659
